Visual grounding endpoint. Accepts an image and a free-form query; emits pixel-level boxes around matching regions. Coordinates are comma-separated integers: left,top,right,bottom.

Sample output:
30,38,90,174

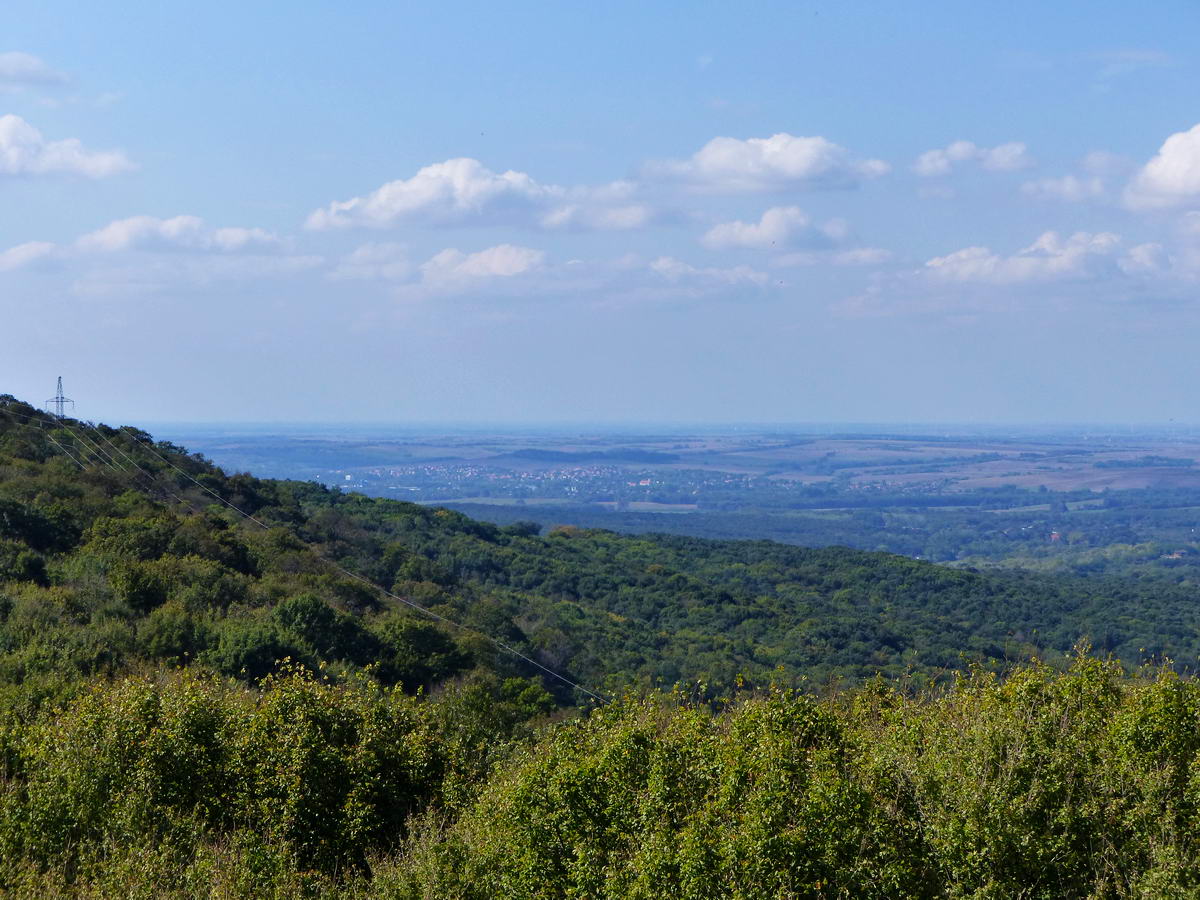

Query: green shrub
204,619,310,681
0,668,448,887
273,593,379,664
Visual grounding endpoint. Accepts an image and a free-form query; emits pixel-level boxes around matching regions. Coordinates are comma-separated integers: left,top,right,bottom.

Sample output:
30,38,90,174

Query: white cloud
76,216,279,253
842,226,1200,318
398,244,563,300
913,140,1034,176
0,241,56,271
0,52,66,88
539,179,658,230
913,141,977,176
1021,175,1106,202
923,231,1122,284
0,215,312,296
389,246,774,304
701,206,892,267
308,158,550,229
540,202,653,231
213,227,279,251
1120,242,1171,275
649,256,768,288
701,206,846,249
0,114,132,177
420,244,545,286
1019,153,1134,203
1125,122,1200,210
775,247,893,267
306,158,651,232
646,133,889,192
981,143,1034,171
330,242,411,281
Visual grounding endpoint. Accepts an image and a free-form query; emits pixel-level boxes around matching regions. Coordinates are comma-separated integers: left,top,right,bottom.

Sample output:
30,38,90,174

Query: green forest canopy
3,394,1200,704
5,395,1200,895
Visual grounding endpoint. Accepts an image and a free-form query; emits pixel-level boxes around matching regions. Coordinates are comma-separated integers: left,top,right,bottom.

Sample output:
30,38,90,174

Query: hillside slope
3,394,1200,706
9,396,1200,895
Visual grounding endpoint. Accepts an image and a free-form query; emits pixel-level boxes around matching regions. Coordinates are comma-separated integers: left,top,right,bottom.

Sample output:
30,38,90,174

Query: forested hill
13,396,1200,896
3,393,1200,704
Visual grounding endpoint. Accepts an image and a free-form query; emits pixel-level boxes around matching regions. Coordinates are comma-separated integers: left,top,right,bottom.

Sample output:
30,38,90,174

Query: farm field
156,424,1200,573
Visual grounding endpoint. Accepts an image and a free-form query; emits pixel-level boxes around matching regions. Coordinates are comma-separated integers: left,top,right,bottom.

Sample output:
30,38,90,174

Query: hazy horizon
144,420,1200,437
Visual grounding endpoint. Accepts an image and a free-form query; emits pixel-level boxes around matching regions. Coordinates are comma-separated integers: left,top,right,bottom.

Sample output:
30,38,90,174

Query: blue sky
2,1,1199,424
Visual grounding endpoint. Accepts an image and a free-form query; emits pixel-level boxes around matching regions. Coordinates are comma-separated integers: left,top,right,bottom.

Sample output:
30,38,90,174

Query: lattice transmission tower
45,376,75,418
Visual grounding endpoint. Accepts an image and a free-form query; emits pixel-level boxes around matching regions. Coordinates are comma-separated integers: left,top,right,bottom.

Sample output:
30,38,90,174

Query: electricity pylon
45,377,75,418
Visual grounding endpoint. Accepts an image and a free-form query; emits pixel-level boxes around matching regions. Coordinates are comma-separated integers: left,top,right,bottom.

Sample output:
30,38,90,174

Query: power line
36,420,88,471
29,382,131,474
63,420,130,473
1,406,232,517
3,406,128,475
0,403,606,703
127,432,607,702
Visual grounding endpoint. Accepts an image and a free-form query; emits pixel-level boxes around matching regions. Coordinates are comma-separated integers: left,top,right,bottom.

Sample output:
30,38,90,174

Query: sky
2,1,1200,426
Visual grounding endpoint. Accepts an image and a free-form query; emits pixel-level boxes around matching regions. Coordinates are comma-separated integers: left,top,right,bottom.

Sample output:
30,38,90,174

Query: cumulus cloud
1019,153,1134,203
377,243,550,300
0,241,56,271
774,247,893,268
375,246,773,304
1120,242,1171,275
306,158,652,232
1124,122,1200,210
913,140,1034,177
0,52,67,88
420,244,545,286
3,215,284,274
0,215,316,298
646,133,889,192
701,206,846,250
0,114,132,177
308,158,550,229
76,216,279,253
330,242,412,281
1021,175,1106,202
701,206,892,268
923,231,1126,284
649,256,768,288
539,201,653,231
838,231,1191,318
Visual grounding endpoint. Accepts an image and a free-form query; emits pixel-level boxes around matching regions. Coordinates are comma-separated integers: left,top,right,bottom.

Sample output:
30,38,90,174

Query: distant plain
148,425,1200,572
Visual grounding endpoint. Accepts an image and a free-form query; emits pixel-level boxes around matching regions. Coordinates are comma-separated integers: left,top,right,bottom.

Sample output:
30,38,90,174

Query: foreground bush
0,667,545,897
382,656,1200,899
6,656,1200,897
